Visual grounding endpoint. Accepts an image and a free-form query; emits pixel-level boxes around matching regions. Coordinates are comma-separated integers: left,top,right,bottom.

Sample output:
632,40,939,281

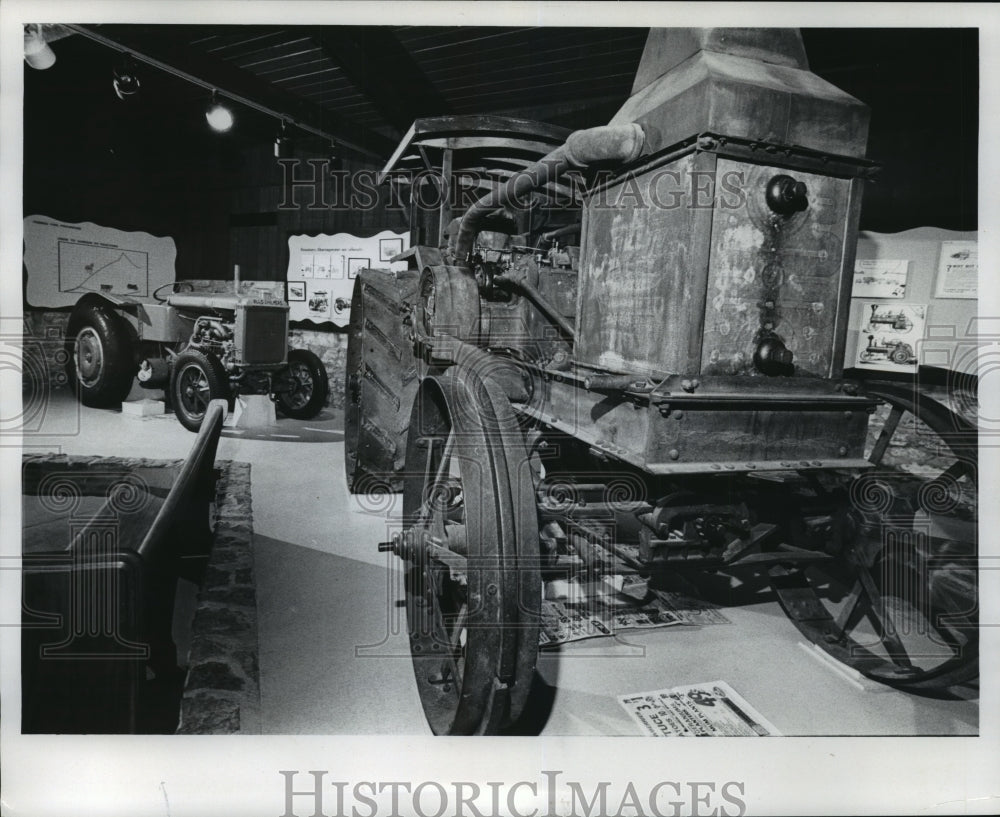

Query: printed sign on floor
538,574,730,647
619,680,781,737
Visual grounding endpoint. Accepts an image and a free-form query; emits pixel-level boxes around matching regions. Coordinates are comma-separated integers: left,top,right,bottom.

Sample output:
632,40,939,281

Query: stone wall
176,460,261,734
22,311,70,390
288,326,348,409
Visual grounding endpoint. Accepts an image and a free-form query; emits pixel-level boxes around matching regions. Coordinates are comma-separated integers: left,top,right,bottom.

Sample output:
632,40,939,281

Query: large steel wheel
345,269,420,493
400,368,540,734
773,382,978,694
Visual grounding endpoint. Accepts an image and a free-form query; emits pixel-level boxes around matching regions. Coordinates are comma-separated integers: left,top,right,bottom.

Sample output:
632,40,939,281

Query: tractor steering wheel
153,281,195,302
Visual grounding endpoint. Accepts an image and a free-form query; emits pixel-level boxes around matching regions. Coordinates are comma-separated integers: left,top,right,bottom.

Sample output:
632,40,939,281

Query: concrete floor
15,390,979,736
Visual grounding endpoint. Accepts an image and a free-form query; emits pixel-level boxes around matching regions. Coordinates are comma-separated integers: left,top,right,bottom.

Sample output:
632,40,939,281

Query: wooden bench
22,399,227,733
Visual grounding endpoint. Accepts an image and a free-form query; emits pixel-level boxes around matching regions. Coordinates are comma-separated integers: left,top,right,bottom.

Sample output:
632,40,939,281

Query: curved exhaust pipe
454,123,645,261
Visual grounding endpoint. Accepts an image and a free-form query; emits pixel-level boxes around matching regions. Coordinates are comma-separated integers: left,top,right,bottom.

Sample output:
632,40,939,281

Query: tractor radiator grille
238,306,288,365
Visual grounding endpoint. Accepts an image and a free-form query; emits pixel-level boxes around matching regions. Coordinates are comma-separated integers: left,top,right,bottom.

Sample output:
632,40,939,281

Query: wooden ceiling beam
311,27,452,131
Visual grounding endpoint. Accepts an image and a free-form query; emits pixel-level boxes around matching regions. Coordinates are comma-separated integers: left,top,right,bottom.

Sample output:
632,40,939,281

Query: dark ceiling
24,25,978,232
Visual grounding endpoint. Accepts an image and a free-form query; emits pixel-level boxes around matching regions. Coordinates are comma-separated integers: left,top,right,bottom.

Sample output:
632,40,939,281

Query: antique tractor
867,304,914,333
860,336,917,366
66,278,328,430
309,290,330,313
346,29,978,735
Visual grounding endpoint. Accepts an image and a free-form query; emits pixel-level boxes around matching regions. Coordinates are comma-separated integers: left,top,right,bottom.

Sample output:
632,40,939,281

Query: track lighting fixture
274,119,294,158
329,141,344,172
112,55,141,100
205,91,235,133
24,24,56,70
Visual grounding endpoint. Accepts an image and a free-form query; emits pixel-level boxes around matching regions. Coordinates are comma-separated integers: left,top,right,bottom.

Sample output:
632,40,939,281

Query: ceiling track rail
63,24,379,158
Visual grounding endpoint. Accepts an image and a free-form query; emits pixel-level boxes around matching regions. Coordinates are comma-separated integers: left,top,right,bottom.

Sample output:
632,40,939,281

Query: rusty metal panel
645,405,870,468
630,29,808,95
575,152,716,377
516,376,652,470
613,33,870,158
829,178,866,378
700,159,852,378
513,372,873,475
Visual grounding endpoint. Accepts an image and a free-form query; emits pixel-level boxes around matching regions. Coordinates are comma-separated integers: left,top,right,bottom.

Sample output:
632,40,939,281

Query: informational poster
538,574,730,647
855,301,927,372
934,240,978,298
22,215,176,308
619,681,782,737
286,230,408,325
852,258,908,298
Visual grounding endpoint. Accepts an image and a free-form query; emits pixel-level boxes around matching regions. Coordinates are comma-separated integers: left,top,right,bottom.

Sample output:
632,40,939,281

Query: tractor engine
471,238,578,367
190,315,236,369
165,289,290,369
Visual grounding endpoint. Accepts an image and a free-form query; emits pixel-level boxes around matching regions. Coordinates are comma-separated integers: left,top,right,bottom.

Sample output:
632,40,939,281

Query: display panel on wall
935,240,977,299
22,216,177,308
851,258,908,299
855,301,926,373
286,230,408,326
848,228,978,375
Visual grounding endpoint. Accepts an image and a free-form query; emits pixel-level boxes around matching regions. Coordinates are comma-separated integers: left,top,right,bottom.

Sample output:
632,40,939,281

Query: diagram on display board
852,258,908,298
286,230,408,325
23,216,176,308
855,301,926,373
58,242,149,295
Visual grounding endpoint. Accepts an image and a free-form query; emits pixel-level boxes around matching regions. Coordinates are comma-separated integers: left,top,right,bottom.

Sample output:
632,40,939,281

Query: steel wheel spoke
855,562,914,669
935,458,973,484
833,578,867,635
449,604,468,654
869,405,903,464
418,431,456,530
440,607,466,687
932,614,971,655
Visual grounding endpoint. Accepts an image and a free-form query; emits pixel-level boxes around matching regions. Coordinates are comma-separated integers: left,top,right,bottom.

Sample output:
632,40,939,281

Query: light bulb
24,26,56,70
205,100,234,132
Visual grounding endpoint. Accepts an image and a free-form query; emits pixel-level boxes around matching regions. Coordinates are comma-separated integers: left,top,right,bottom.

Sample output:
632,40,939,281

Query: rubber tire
65,301,136,408
170,349,230,432
275,348,329,419
345,269,420,494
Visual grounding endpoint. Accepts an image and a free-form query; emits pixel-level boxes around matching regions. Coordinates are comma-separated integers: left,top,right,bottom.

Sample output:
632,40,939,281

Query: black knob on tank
754,336,794,376
765,174,808,215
